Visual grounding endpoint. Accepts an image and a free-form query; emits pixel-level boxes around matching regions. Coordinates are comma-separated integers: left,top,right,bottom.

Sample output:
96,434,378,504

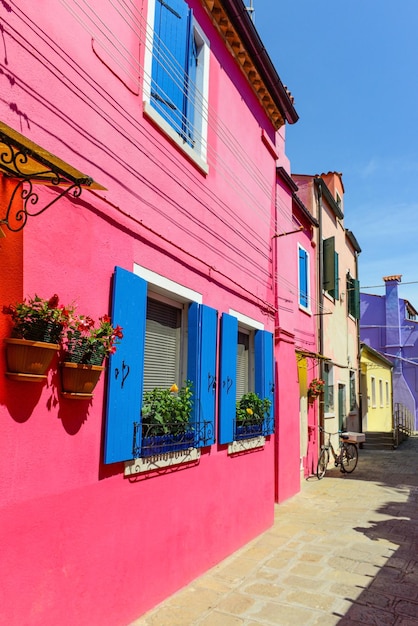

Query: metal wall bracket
0,121,105,232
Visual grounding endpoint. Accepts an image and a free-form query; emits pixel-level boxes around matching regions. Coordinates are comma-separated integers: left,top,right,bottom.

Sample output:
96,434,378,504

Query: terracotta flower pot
60,361,105,399
4,337,59,382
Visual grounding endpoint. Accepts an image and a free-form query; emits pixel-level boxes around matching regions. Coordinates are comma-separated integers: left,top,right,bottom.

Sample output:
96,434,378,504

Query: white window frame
297,244,311,313
371,376,376,408
229,309,263,402
134,264,202,392
143,0,210,173
386,381,390,407
379,379,383,407
143,293,185,393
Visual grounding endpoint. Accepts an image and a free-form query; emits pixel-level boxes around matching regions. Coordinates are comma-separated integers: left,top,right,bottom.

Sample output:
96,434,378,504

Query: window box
140,429,195,457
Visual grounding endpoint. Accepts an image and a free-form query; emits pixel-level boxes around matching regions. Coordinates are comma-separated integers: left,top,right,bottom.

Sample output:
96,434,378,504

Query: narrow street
131,436,418,626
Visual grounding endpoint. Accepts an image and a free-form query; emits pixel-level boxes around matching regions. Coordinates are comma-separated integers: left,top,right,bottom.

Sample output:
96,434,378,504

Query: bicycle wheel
317,448,329,479
341,443,358,473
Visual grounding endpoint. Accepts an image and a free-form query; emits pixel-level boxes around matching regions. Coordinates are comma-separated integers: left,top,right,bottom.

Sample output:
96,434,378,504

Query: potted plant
141,382,194,456
3,294,72,381
60,314,123,398
308,378,325,404
235,391,271,440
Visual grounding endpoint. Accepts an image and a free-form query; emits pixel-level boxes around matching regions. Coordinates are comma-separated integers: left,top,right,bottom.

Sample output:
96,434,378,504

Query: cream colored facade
293,172,361,438
360,344,393,433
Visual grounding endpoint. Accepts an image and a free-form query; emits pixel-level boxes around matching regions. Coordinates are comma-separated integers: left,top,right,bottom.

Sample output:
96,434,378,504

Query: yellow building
360,343,393,434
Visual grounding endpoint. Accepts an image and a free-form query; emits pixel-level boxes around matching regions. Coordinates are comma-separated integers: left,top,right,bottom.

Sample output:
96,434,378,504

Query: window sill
228,436,266,455
299,305,312,316
124,447,200,475
143,101,209,175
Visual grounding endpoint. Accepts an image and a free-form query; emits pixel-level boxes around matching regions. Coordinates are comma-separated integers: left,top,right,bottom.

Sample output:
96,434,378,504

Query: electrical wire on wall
3,1,301,311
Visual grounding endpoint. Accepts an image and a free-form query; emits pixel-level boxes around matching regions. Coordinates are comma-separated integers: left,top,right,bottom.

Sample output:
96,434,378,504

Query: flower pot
4,337,59,382
60,361,105,399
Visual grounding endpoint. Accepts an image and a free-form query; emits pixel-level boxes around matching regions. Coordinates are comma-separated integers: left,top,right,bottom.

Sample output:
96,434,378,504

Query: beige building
293,172,361,437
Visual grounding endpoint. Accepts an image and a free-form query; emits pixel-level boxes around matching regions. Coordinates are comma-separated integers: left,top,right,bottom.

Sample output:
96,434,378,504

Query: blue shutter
104,267,147,464
151,0,189,133
255,330,274,435
299,248,308,308
218,313,238,444
187,302,217,447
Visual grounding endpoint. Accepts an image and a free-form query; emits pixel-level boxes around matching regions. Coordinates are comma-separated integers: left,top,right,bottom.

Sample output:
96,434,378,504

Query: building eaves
314,177,344,220
361,343,393,368
202,0,299,128
346,229,361,254
293,193,319,227
276,167,318,227
276,166,298,192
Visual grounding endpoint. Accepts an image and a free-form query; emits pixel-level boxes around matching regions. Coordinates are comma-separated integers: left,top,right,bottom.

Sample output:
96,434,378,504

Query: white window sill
143,101,209,175
228,436,266,455
299,304,312,316
124,447,200,475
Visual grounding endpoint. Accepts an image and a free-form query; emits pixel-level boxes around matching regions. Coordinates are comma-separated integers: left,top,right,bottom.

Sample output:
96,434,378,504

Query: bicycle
316,426,359,479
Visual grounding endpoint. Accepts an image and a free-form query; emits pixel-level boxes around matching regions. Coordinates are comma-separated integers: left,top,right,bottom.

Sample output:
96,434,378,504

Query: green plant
2,294,73,343
63,314,123,365
236,391,271,425
142,382,193,436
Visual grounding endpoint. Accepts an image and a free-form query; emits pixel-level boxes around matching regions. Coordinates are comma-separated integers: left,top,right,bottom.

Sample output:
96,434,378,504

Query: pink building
275,168,320,494
0,1,298,625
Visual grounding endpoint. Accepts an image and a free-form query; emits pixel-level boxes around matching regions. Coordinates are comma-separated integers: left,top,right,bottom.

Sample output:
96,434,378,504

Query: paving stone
215,592,255,615
284,589,336,612
198,611,244,626
394,598,418,619
250,600,314,625
128,436,418,626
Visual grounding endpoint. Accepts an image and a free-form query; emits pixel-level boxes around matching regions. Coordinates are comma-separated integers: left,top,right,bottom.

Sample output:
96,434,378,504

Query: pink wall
274,175,319,500
0,1,292,624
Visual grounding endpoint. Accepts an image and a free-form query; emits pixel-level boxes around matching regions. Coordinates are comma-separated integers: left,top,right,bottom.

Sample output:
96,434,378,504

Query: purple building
360,275,418,428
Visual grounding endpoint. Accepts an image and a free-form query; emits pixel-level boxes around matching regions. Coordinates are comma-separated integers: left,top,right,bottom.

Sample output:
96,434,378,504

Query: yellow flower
170,383,179,393
246,408,253,415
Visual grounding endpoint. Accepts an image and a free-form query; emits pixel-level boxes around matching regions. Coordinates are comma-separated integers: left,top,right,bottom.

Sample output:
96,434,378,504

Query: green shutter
348,275,360,319
330,251,339,300
323,236,335,293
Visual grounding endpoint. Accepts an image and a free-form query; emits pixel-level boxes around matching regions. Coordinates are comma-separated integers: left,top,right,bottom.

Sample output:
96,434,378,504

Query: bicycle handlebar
319,426,347,437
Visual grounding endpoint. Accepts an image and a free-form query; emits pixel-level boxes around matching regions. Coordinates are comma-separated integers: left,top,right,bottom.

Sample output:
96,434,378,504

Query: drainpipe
315,180,325,442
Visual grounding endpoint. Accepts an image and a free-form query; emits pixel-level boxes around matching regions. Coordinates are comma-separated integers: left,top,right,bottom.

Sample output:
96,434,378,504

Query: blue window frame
218,312,275,445
298,246,309,309
151,0,198,146
103,266,217,464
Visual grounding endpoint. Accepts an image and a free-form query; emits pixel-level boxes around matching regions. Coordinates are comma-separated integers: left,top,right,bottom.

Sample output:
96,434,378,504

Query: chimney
383,275,402,371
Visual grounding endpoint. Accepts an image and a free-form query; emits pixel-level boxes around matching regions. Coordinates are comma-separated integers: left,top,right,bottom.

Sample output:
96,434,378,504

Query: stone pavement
129,435,418,626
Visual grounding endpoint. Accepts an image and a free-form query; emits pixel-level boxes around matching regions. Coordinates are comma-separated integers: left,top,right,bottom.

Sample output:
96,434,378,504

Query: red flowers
3,294,123,361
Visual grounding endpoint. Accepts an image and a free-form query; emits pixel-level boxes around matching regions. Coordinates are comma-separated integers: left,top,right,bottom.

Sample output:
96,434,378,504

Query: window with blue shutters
147,0,209,161
298,245,310,310
104,267,217,464
219,312,275,445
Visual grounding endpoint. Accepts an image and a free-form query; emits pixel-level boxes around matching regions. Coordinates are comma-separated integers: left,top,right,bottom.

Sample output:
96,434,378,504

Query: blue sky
254,1,418,306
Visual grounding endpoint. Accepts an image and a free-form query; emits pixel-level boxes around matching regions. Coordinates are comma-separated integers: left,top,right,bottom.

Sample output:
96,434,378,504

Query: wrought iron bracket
0,121,105,232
